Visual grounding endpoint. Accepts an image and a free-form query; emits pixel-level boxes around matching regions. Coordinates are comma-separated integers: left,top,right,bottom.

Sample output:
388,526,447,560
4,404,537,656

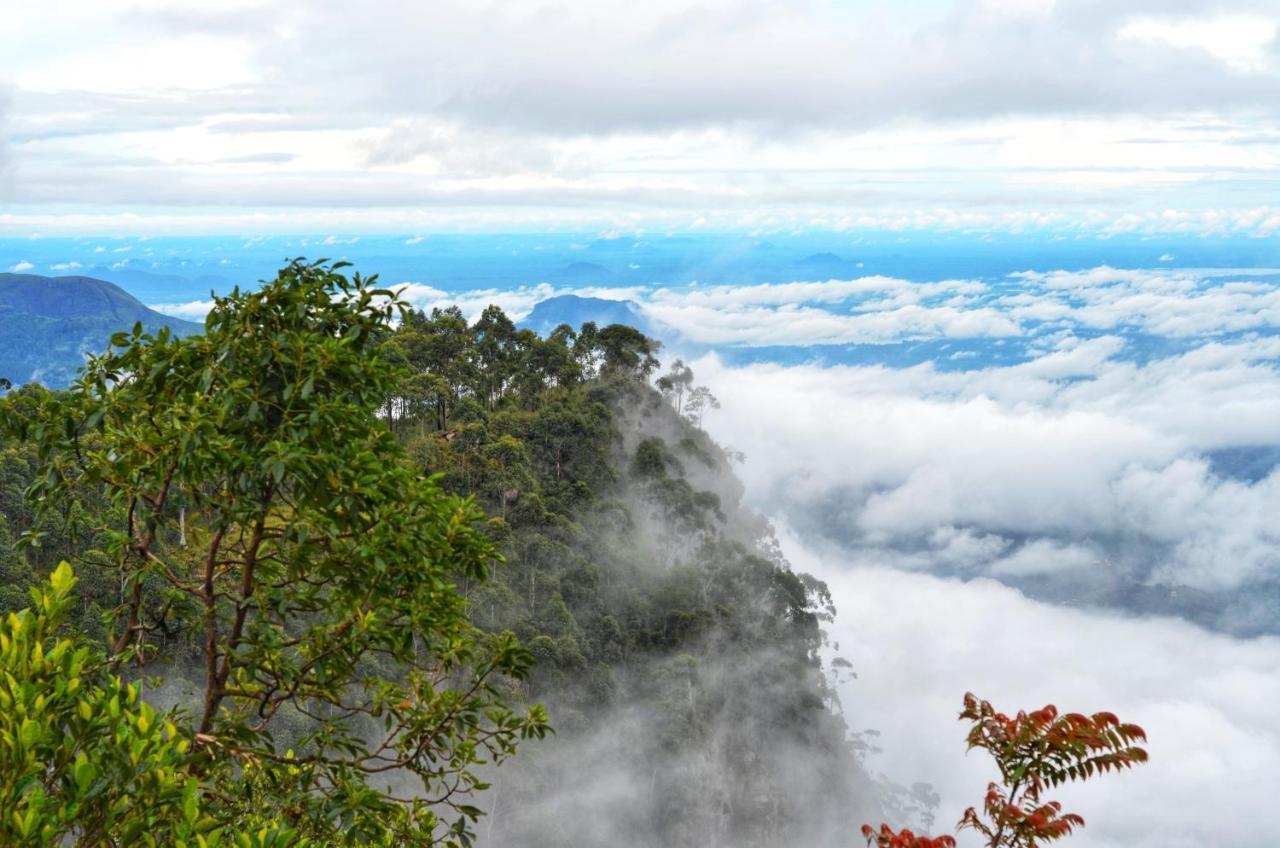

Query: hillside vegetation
0,261,873,846
382,303,876,846
0,273,201,388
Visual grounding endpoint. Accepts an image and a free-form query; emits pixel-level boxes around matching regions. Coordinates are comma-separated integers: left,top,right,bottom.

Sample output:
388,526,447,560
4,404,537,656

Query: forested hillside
381,305,877,846
0,273,202,388
0,263,876,846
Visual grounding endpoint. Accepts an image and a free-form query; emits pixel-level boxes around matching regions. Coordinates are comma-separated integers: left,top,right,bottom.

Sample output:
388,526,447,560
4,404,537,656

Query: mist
796,542,1280,848
466,378,881,848
692,339,1280,845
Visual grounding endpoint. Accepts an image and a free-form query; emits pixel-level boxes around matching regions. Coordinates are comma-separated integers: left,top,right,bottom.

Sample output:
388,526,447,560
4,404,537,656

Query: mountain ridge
0,272,202,388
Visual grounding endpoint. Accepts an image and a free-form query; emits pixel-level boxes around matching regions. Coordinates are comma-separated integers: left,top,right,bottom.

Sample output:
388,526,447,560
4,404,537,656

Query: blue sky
2,0,1280,235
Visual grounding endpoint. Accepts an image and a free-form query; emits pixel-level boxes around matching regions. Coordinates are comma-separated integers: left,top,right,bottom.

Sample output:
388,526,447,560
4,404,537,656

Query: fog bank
783,528,1280,847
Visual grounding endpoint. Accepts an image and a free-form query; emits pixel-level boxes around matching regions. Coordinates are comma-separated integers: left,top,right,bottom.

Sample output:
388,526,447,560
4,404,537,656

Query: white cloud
643,300,1022,346
794,544,1280,848
49,260,80,271
148,299,215,320
1119,14,1279,73
2,2,1280,229
988,538,1100,577
1000,266,1280,337
7,260,33,272
622,267,1280,347
692,322,1280,616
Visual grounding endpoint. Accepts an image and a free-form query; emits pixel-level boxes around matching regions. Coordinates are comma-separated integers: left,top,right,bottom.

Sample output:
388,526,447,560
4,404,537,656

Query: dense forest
0,273,202,388
381,302,878,846
0,261,877,846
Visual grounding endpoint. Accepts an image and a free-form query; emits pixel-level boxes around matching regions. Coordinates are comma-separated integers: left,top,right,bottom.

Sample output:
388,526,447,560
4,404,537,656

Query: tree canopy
0,259,875,847
2,259,548,846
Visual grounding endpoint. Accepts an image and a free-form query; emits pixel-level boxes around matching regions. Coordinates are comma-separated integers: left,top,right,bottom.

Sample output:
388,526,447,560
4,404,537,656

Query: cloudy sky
3,0,1280,233
6,3,1280,844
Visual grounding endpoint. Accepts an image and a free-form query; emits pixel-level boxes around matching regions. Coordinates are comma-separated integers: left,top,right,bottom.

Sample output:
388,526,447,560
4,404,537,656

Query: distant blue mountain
794,252,857,277
0,273,202,388
797,252,843,266
520,294,654,335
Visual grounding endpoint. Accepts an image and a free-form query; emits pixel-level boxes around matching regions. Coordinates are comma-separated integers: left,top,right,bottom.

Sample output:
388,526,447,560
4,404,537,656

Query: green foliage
8,260,548,846
0,562,298,847
0,262,867,847
378,304,868,846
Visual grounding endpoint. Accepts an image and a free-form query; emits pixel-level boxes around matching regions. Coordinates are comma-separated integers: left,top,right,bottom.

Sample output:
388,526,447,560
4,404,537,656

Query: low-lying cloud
696,325,1280,633
360,265,1280,349
788,540,1280,848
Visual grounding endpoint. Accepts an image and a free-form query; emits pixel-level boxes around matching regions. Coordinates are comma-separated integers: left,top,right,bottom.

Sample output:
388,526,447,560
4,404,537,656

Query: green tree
0,562,299,847
392,306,476,431
13,260,548,846
655,359,694,415
367,301,873,846
471,305,518,410
594,324,660,378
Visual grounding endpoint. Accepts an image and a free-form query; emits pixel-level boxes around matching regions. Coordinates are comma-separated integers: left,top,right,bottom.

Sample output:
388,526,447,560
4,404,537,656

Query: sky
6,2,1280,845
2,0,1280,234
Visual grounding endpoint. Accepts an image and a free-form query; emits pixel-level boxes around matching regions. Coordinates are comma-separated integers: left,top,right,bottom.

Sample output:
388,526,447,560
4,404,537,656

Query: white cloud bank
701,302,1280,841
793,544,1280,848
698,334,1280,613
149,299,216,321
636,266,1280,347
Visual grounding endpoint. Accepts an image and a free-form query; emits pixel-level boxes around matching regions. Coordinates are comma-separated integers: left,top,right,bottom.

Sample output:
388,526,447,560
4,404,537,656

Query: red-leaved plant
863,692,1148,848
861,824,957,848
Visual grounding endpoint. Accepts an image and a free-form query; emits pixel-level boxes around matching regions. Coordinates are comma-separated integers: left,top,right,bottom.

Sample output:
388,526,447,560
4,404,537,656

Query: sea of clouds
660,266,1280,845
369,264,1280,346
161,263,1280,843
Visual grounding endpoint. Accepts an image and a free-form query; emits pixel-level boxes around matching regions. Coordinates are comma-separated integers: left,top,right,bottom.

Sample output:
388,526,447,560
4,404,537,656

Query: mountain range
0,273,673,391
0,273,202,388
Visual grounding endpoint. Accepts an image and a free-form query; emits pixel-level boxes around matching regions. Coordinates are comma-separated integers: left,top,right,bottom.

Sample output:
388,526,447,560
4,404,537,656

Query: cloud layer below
695,318,1280,632
794,545,1280,848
